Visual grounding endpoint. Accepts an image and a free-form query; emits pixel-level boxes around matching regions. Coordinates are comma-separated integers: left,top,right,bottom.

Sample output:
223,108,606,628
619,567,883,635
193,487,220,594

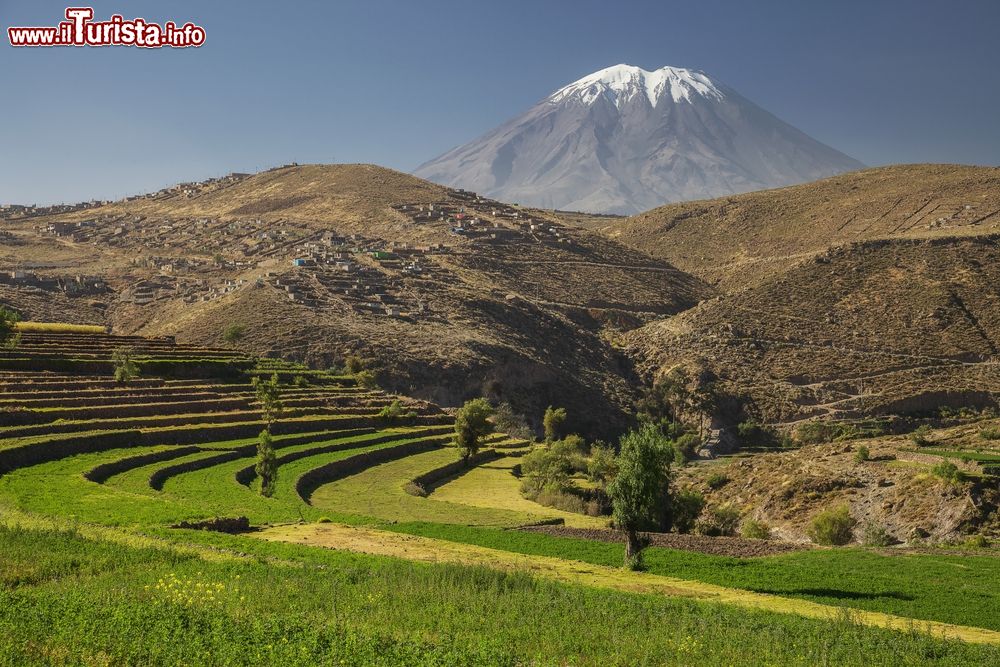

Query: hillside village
2,173,607,325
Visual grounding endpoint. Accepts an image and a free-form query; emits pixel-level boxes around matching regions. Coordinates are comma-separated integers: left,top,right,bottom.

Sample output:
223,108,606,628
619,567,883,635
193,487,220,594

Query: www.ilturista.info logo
8,7,206,48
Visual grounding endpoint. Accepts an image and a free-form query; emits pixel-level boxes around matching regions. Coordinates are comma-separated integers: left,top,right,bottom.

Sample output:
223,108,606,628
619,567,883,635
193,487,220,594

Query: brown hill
601,164,1000,289
625,235,1000,425
0,164,711,437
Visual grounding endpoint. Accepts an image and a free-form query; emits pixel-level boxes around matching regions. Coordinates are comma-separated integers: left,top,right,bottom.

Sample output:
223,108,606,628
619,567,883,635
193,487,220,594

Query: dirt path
256,522,1000,645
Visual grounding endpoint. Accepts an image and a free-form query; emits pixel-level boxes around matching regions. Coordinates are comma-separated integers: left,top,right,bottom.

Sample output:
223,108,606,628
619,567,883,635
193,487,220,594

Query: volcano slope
0,164,710,438
592,165,1000,426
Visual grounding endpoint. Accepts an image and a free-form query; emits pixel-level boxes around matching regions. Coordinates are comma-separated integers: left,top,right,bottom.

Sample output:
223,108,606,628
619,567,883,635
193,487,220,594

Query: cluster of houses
1,200,108,221
0,270,107,296
121,172,251,204
391,189,574,247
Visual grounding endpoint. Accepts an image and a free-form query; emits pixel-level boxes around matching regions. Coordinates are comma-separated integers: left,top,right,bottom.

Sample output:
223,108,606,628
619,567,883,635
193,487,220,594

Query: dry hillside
601,164,1000,289
626,235,1000,424
0,164,710,437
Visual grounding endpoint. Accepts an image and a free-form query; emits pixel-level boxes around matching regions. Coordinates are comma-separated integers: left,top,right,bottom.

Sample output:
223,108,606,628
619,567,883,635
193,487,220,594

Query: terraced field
3,329,1000,664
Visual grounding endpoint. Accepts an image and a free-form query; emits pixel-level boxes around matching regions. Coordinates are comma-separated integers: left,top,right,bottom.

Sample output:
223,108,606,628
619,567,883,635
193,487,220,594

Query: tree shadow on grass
752,587,915,601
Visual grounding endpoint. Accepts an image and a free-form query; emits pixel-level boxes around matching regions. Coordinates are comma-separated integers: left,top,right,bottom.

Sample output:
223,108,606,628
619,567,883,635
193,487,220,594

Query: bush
979,427,1000,441
696,504,740,537
403,481,428,497
111,346,139,383
963,534,990,549
671,433,701,465
222,323,245,345
807,505,856,546
930,460,965,485
670,488,704,534
378,400,417,423
293,374,310,388
355,370,378,390
910,425,933,446
854,445,870,463
737,421,779,448
860,521,894,547
740,519,771,540
705,471,729,489
344,355,365,374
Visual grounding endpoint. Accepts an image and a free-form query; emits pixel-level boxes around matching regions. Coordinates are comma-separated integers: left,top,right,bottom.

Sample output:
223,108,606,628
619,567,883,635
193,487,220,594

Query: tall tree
542,405,567,443
454,398,494,463
0,306,20,351
607,423,674,569
251,373,284,496
252,373,284,427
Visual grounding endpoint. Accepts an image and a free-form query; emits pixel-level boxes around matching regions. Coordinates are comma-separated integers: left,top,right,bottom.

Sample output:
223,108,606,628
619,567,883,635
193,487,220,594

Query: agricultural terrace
1,329,999,664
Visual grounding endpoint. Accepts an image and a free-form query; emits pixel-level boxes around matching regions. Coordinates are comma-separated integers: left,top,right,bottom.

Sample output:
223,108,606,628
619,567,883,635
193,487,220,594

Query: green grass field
3,331,1000,664
3,521,998,666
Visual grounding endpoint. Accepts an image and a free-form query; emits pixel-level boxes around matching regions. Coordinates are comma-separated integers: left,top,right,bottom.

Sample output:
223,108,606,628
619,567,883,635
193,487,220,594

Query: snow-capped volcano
414,64,864,214
550,64,725,107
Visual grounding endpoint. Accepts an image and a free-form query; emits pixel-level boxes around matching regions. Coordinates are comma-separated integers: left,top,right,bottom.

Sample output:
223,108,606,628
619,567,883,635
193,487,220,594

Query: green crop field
2,330,999,665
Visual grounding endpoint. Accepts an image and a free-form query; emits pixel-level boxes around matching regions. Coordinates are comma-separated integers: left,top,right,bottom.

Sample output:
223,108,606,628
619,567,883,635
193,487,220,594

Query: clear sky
2,0,998,204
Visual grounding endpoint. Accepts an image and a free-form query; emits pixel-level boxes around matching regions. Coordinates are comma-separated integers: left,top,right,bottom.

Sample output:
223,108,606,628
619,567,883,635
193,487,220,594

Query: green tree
454,398,494,463
587,443,618,487
111,346,139,383
607,423,674,568
222,323,245,345
255,428,278,497
251,373,283,497
542,406,567,443
520,446,574,497
251,372,284,427
0,306,21,350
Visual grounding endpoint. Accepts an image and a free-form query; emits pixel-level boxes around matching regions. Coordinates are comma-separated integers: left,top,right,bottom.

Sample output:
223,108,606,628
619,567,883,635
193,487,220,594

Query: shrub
930,460,965,485
355,370,378,390
696,504,740,537
737,421,779,448
910,425,933,446
979,427,1000,441
293,374,310,388
111,346,139,383
344,355,365,374
671,433,701,465
860,521,894,547
854,445,870,463
222,323,245,345
378,400,417,423
807,505,856,546
740,519,771,540
963,534,990,549
403,481,428,497
705,471,729,489
670,488,704,534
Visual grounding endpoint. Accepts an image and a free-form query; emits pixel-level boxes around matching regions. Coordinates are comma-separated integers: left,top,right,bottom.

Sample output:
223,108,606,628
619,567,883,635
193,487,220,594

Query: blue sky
1,0,998,204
